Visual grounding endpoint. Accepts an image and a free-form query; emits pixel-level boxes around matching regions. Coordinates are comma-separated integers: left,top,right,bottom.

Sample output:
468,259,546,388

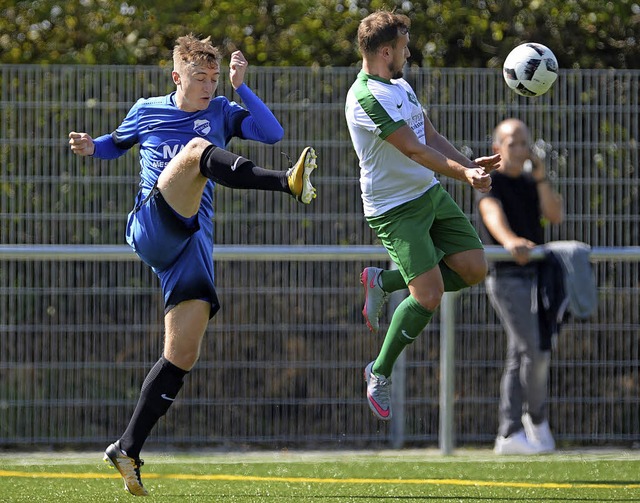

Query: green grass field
1,449,639,502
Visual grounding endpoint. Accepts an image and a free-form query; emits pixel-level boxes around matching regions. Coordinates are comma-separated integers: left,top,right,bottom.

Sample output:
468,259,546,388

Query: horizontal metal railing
1,244,638,262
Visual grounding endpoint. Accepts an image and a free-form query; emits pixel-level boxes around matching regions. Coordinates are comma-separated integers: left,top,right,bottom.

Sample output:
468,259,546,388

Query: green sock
372,295,434,377
379,269,406,292
439,261,469,292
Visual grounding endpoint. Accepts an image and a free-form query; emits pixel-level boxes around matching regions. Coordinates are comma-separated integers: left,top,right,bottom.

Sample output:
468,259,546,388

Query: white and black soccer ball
503,43,558,97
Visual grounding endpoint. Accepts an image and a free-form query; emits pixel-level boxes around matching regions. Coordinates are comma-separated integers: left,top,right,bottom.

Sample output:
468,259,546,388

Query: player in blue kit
69,34,317,496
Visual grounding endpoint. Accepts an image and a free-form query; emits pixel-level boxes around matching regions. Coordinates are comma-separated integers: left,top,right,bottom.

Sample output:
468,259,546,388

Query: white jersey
345,71,438,217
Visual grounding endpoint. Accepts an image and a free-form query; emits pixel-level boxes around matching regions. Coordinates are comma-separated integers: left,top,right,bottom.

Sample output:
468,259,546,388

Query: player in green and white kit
345,10,501,420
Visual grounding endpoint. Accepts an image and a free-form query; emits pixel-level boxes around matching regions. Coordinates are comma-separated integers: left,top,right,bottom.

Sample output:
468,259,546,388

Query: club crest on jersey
194,119,211,136
406,91,419,107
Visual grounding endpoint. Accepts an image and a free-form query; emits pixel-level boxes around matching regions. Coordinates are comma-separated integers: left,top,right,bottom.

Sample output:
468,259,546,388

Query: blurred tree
0,0,638,68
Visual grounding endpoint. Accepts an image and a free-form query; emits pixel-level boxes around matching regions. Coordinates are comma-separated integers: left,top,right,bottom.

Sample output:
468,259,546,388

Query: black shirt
476,171,544,270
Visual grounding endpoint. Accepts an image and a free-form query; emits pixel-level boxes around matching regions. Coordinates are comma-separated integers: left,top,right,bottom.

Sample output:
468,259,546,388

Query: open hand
474,153,501,174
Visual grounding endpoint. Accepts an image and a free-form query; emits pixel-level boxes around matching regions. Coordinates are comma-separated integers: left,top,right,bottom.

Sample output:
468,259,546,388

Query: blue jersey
95,91,249,221
90,85,282,316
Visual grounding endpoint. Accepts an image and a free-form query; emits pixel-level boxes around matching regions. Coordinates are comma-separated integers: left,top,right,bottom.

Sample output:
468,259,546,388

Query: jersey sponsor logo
160,141,182,159
409,112,425,140
194,119,211,136
156,139,185,165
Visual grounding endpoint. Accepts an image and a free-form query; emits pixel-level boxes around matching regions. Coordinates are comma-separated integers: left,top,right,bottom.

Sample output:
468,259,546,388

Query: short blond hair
173,34,221,71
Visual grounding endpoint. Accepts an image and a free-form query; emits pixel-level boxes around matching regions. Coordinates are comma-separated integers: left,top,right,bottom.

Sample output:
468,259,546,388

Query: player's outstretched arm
386,125,495,192
422,112,501,175
68,132,95,156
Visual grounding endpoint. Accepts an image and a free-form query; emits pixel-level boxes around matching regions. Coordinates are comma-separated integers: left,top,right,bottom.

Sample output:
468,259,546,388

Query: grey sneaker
286,146,317,204
364,361,392,421
360,267,388,333
103,441,149,496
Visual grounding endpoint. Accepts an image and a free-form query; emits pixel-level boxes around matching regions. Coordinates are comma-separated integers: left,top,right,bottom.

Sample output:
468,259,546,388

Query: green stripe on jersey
353,72,405,139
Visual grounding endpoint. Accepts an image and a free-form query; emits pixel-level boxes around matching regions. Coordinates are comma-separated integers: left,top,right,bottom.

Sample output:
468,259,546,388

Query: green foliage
1,0,638,68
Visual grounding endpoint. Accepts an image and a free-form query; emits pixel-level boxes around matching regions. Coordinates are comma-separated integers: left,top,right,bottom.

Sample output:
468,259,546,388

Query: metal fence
0,65,638,449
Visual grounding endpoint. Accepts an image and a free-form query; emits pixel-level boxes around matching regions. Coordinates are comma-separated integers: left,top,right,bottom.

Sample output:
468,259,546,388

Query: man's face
496,126,530,172
173,62,220,112
388,31,410,79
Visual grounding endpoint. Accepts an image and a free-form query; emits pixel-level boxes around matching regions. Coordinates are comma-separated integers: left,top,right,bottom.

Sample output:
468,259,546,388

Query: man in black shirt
476,118,563,455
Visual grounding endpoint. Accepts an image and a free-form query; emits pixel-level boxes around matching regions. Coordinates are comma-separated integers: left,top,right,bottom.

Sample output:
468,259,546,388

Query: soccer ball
503,43,558,97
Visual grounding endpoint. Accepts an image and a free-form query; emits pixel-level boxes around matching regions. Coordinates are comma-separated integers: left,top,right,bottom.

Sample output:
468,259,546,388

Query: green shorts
366,183,483,284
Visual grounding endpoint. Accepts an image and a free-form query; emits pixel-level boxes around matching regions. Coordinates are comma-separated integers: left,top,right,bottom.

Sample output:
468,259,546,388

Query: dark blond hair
357,10,410,56
173,34,221,70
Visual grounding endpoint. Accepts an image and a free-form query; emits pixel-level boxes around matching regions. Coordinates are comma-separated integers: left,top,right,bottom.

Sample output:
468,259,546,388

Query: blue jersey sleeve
112,99,142,149
93,134,129,159
235,84,284,144
92,99,142,159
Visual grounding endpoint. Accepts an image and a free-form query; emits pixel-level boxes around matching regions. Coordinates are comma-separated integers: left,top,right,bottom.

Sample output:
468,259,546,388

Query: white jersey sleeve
345,71,438,217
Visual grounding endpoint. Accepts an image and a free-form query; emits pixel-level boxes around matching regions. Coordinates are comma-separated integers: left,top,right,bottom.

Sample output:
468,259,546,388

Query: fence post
390,348,406,449
439,291,458,455
387,260,408,449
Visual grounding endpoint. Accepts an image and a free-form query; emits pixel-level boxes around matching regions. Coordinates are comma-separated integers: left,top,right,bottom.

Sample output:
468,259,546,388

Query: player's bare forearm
427,132,472,166
387,125,493,191
422,114,501,174
428,132,501,175
411,150,493,192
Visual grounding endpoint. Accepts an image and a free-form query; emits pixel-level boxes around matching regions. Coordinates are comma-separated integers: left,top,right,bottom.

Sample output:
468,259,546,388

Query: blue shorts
125,187,220,318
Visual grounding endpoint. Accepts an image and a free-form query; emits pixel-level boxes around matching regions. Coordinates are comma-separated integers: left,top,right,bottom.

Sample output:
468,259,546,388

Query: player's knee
183,137,210,160
461,259,488,286
164,342,201,370
413,287,443,311
167,349,200,371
